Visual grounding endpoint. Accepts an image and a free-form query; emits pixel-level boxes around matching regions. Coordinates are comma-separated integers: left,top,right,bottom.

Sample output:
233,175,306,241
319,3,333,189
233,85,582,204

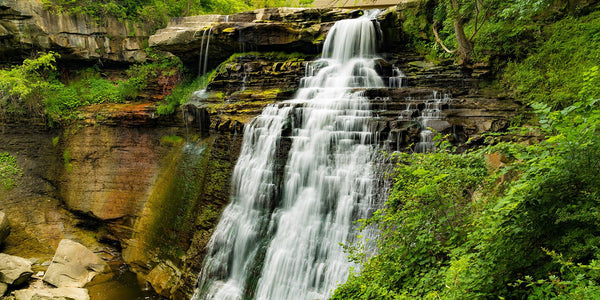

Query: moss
195,204,219,229
312,33,326,44
230,88,283,99
139,134,235,265
222,27,236,33
221,52,312,65
160,135,184,146
143,141,206,262
63,148,73,173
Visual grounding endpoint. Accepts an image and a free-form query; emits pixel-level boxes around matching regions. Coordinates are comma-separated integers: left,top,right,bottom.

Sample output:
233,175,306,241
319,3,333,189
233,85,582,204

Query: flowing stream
193,11,384,300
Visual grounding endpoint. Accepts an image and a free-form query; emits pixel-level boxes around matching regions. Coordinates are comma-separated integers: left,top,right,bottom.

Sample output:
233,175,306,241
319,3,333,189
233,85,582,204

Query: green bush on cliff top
0,52,130,124
0,51,184,125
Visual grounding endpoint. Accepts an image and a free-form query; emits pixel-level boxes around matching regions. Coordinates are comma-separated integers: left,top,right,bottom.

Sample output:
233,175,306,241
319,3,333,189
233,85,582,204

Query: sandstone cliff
0,0,150,63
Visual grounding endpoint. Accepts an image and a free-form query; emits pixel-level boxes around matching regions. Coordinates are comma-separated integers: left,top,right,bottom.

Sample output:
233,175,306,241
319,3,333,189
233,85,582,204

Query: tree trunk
449,0,474,64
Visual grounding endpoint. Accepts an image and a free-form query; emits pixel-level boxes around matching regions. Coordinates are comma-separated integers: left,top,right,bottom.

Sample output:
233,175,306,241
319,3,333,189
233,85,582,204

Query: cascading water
198,27,213,77
193,11,384,300
414,91,452,152
388,66,405,88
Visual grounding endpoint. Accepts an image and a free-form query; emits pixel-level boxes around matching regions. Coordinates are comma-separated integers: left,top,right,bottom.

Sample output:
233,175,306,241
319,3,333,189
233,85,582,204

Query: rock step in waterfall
192,10,452,300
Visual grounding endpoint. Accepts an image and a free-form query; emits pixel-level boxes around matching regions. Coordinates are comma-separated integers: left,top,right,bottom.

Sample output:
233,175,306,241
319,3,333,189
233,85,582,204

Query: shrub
0,152,23,190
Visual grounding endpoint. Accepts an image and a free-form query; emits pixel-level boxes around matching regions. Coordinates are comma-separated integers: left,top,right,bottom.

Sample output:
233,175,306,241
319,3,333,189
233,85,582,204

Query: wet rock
43,239,110,288
0,253,33,285
0,211,9,244
146,262,181,298
206,53,309,95
14,287,89,300
149,8,357,70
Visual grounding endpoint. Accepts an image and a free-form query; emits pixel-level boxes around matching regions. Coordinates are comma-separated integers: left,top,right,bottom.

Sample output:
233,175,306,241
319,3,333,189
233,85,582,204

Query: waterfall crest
194,11,384,300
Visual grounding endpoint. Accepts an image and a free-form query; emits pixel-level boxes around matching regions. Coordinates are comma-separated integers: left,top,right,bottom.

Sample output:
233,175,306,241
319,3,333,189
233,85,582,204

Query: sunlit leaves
0,152,23,190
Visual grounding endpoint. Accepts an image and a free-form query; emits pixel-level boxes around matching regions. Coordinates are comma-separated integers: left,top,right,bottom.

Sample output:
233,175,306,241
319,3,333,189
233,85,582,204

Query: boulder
146,262,181,298
14,287,89,300
43,239,110,288
0,211,9,244
0,282,7,297
0,253,33,285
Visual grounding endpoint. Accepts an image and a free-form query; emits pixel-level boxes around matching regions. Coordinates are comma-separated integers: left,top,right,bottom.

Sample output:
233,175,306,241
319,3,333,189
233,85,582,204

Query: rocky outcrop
43,239,110,288
188,51,524,151
145,262,180,298
0,211,9,244
149,8,364,71
0,0,151,63
0,282,6,297
0,253,33,286
14,287,89,300
1,99,240,298
207,52,310,94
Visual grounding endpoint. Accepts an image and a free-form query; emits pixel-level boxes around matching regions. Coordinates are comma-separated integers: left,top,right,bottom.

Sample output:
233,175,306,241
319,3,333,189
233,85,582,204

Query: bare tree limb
469,2,492,42
432,21,458,54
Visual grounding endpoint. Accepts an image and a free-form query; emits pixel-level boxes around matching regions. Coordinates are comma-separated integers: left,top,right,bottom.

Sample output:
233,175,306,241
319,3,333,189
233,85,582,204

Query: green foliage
502,10,600,108
63,148,73,173
126,49,183,92
424,0,596,65
334,64,600,298
0,52,58,119
0,152,23,190
0,50,186,125
333,150,491,300
160,135,184,145
156,69,214,115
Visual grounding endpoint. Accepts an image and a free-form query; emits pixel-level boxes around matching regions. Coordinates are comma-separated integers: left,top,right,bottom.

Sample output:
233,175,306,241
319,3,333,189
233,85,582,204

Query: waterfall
193,10,384,300
388,66,405,88
198,27,213,77
414,91,452,153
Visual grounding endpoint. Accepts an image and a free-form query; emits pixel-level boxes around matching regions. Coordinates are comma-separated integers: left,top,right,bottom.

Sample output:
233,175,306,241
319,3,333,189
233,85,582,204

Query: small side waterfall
193,11,385,300
198,27,213,77
413,91,452,152
388,66,405,88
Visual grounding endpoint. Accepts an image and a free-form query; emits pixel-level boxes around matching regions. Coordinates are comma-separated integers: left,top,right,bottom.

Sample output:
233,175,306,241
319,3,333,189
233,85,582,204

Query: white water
414,91,451,152
388,66,405,88
198,27,213,77
194,11,383,300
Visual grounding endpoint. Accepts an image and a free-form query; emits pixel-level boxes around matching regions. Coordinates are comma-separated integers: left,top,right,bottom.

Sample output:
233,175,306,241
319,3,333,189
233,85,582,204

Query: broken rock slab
14,287,90,300
0,211,9,244
0,253,33,285
42,239,110,288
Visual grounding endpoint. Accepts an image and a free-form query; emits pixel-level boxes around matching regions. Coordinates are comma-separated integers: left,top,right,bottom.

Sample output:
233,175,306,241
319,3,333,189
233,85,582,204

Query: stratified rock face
0,0,150,63
43,239,110,288
149,8,360,71
0,211,9,244
60,125,163,221
14,287,90,300
0,253,33,285
207,52,309,94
